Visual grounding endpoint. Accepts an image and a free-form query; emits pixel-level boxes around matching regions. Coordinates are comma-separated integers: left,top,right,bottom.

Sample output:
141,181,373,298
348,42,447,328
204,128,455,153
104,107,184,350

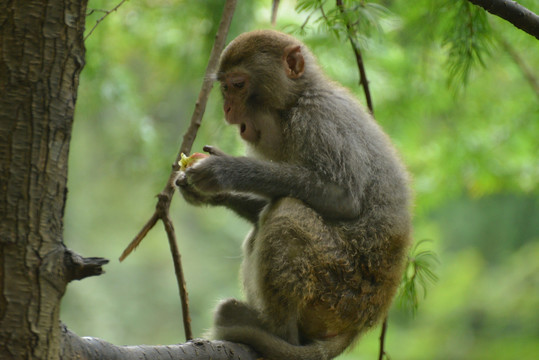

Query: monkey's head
216,30,317,146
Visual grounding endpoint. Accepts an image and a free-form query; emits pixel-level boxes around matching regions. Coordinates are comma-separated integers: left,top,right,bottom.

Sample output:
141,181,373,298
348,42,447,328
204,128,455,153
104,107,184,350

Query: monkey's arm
211,193,268,223
184,156,361,220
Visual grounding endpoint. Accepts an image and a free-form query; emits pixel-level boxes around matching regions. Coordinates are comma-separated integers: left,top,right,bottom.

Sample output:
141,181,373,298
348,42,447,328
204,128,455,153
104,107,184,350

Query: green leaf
398,239,440,314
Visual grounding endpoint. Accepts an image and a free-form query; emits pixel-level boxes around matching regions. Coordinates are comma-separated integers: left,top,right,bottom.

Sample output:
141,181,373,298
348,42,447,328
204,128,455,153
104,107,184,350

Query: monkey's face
219,71,260,144
217,34,306,151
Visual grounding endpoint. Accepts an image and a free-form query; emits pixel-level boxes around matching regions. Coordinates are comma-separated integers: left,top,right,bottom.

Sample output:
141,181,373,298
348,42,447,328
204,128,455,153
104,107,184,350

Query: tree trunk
0,1,258,359
0,0,87,358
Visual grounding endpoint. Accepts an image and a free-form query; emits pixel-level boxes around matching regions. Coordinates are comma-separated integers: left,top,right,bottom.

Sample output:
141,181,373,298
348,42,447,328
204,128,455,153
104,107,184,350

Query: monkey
176,30,412,360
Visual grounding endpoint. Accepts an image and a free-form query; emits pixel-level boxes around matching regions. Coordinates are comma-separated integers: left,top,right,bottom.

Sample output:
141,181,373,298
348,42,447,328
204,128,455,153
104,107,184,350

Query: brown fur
177,30,412,360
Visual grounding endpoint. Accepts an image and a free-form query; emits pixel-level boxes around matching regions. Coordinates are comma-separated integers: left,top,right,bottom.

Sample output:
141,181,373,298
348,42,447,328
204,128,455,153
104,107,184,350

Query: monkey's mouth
238,122,257,143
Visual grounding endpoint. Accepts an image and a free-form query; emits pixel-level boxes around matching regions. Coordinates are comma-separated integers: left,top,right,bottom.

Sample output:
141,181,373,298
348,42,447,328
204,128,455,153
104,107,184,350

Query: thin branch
118,0,238,342
497,34,539,97
271,0,281,26
161,195,192,340
84,0,129,40
378,317,388,360
467,0,539,40
300,11,314,31
87,9,110,17
119,213,159,261
336,0,374,114
336,1,383,356
178,0,237,159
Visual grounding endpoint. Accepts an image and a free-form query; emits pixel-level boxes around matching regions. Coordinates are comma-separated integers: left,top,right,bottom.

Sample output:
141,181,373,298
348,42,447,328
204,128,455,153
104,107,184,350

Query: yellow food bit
179,152,208,171
179,153,191,171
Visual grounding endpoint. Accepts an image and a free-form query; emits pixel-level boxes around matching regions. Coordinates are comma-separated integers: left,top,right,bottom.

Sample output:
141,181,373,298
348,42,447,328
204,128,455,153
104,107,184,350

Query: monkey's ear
283,45,305,79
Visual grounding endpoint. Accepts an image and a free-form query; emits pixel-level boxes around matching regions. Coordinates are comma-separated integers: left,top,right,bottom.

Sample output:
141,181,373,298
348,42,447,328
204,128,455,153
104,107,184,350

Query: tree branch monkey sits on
176,30,412,360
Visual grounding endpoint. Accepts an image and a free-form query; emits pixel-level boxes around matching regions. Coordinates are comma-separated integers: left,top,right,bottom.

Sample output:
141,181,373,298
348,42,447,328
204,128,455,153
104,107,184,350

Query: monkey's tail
215,325,356,360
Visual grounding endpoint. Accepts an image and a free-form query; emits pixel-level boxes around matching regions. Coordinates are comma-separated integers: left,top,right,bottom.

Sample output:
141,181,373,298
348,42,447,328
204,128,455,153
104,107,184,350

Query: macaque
176,30,411,360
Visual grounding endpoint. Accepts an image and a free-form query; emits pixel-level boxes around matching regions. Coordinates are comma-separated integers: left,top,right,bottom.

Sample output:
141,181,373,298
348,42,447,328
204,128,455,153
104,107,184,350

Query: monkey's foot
214,298,264,328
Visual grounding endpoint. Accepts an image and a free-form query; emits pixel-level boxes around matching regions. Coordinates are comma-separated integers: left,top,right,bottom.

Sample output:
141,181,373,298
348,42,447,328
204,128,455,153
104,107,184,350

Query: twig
497,34,539,97
119,0,238,342
85,0,130,41
300,12,313,31
119,213,159,260
336,0,374,114
177,0,237,159
87,9,109,17
378,317,388,360
271,0,281,26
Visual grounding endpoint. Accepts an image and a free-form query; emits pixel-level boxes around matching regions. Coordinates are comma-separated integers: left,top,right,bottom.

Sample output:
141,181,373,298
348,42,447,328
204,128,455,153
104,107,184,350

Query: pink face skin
220,72,259,143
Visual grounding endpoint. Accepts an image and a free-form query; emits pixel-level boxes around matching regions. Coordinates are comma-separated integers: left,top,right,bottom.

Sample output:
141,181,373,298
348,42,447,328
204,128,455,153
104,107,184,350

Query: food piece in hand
179,152,209,171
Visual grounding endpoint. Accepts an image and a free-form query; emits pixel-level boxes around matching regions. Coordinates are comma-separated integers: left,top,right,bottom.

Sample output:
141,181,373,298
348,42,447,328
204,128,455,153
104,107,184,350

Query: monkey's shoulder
294,86,370,124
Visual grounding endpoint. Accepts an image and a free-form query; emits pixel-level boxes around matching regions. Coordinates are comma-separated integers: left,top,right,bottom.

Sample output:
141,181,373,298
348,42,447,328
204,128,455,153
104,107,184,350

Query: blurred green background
62,1,539,359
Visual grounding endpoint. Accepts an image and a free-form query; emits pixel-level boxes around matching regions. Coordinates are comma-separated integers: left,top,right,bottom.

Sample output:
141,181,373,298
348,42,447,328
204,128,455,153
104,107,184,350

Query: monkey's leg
213,297,300,346
252,197,339,344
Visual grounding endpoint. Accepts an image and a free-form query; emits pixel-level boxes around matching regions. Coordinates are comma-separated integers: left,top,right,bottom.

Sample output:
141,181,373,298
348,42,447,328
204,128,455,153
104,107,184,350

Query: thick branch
64,250,109,282
467,0,539,39
61,326,259,360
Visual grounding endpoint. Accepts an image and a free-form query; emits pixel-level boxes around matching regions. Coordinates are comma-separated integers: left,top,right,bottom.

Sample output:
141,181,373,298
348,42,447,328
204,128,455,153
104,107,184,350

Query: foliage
399,240,439,315
293,0,493,90
294,0,389,42
439,0,493,88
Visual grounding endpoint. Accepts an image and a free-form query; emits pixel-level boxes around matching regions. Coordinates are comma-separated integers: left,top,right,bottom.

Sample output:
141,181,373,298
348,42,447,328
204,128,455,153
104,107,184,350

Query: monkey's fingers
175,172,189,187
203,145,227,156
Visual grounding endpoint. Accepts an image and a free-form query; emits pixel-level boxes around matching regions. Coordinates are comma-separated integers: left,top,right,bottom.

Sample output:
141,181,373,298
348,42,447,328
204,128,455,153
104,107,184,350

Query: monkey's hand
180,154,232,195
202,145,227,157
176,146,232,200
175,170,214,206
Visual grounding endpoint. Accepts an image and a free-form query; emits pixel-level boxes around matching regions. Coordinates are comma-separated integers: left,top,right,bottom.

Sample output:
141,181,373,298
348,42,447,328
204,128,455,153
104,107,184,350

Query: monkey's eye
233,81,245,89
221,83,228,91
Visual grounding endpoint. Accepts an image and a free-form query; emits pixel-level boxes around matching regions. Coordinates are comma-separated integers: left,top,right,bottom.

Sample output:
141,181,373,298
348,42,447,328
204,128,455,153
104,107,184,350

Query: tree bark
60,326,258,360
467,0,539,40
0,0,87,358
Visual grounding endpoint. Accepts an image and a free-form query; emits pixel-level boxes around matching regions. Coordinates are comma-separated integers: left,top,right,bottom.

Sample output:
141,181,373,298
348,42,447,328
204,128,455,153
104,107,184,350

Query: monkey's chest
240,226,263,307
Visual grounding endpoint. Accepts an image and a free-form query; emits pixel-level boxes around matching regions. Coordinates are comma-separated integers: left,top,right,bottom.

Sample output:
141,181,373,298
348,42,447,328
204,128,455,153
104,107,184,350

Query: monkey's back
282,82,412,332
